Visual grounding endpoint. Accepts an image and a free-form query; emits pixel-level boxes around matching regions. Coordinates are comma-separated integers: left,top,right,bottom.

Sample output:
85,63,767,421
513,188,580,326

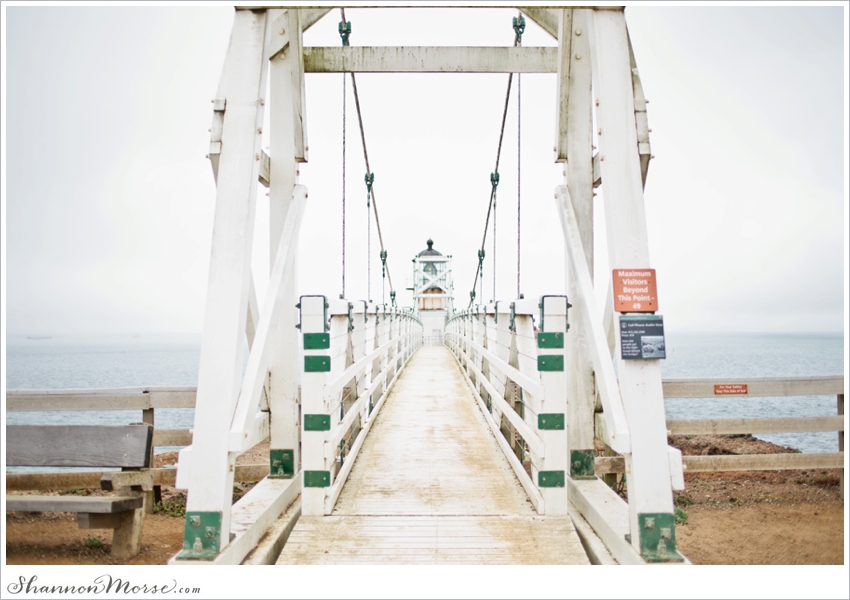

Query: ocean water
4,332,846,466
661,332,845,453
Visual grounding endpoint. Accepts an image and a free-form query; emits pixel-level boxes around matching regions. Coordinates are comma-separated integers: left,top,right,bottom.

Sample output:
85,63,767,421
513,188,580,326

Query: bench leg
78,508,145,560
111,507,144,560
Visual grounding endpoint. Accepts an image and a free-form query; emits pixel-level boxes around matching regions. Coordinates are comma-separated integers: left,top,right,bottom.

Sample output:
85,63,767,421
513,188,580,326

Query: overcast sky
2,3,846,336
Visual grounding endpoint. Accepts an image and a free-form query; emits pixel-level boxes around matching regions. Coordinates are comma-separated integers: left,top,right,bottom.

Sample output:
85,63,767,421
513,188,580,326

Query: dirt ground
5,436,845,565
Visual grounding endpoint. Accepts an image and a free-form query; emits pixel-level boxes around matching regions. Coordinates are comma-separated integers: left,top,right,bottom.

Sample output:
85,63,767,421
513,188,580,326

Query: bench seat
6,495,143,514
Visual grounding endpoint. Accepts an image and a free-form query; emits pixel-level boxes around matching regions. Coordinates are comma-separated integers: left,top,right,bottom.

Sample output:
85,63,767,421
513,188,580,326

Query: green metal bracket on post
269,449,295,478
304,414,331,431
178,511,222,560
637,513,684,563
304,470,331,488
537,470,565,488
538,413,565,430
537,332,564,349
303,333,330,350
304,356,331,372
537,355,564,371
570,449,596,479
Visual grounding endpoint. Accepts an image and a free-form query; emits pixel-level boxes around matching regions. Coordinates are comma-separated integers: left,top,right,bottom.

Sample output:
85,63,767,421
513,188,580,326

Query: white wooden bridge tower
171,5,686,565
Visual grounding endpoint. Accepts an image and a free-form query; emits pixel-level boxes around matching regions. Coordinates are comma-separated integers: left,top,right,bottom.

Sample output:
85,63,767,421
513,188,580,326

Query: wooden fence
595,376,844,475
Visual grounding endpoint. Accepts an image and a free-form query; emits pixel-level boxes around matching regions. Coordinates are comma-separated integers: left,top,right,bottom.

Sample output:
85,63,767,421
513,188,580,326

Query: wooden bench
6,423,154,560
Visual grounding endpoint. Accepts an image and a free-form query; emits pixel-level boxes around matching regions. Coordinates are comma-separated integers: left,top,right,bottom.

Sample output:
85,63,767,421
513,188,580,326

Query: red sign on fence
714,384,748,395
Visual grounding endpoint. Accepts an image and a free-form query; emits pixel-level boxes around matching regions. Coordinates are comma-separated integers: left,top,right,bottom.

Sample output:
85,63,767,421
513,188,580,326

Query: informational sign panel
620,315,665,360
612,269,658,313
714,384,748,395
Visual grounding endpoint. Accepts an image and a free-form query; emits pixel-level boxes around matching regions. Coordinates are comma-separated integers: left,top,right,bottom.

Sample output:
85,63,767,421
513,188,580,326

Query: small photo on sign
641,336,665,359
620,315,666,360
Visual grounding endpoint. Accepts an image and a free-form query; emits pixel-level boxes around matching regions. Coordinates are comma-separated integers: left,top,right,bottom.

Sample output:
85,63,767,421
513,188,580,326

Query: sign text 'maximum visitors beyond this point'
612,268,658,313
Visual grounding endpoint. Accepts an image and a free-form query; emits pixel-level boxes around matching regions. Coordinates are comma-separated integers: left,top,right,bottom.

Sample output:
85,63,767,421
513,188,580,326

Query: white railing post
536,296,570,514
300,295,331,516
350,301,370,424
488,303,510,427
512,301,541,499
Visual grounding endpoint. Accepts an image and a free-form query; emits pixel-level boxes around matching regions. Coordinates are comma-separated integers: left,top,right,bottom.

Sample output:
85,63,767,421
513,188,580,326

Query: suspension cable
516,13,524,299
468,15,524,307
341,67,347,298
339,14,351,298
340,8,395,305
365,172,373,301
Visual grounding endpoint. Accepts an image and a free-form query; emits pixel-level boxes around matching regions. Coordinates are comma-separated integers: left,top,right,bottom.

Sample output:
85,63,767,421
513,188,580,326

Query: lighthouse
412,239,453,345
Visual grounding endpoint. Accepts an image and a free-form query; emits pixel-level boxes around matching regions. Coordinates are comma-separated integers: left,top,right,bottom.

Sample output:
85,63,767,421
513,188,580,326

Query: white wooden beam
267,8,331,59
627,31,652,189
285,9,308,161
180,8,270,559
587,8,676,560
662,375,844,397
269,6,303,480
303,46,558,73
554,186,630,455
560,8,597,475
554,9,572,163
519,7,559,39
230,186,308,451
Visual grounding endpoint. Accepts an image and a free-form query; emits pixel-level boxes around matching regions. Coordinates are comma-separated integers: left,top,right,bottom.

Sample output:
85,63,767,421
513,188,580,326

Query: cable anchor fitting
512,14,526,43
338,21,351,46
364,172,374,205
380,250,388,277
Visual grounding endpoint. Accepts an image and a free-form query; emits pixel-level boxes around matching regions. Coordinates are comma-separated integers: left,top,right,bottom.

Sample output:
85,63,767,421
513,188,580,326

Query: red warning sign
714,384,748,395
612,269,658,313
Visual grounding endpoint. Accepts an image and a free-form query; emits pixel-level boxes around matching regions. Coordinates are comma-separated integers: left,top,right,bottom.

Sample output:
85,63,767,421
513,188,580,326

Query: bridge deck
278,346,589,564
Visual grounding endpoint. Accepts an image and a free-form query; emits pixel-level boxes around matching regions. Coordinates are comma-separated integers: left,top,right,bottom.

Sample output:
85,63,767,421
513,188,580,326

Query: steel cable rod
341,8,395,302
468,27,522,307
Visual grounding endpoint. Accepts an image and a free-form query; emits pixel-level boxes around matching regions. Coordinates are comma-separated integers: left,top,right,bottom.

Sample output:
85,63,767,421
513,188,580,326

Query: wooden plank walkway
278,346,589,565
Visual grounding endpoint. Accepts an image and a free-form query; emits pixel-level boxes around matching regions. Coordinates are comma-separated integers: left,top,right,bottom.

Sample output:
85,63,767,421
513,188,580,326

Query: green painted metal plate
537,355,564,371
178,511,222,560
304,414,331,431
570,449,596,479
304,356,331,372
269,449,295,478
637,513,684,563
537,470,565,488
304,470,331,488
537,332,564,349
303,333,330,350
538,413,565,430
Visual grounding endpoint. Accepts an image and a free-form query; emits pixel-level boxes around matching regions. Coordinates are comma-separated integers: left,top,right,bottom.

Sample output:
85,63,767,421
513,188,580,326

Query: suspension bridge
160,5,689,566
7,6,843,568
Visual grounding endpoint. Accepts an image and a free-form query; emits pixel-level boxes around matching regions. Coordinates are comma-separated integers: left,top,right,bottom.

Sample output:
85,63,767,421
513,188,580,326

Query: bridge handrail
444,331,544,457
299,296,424,516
